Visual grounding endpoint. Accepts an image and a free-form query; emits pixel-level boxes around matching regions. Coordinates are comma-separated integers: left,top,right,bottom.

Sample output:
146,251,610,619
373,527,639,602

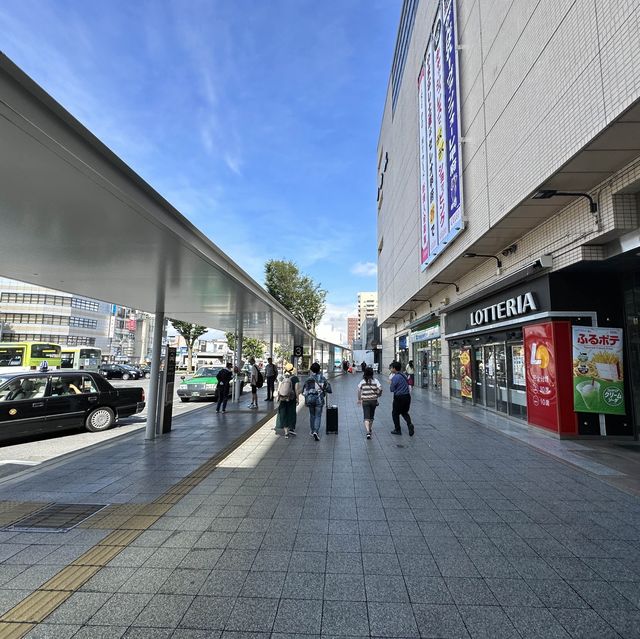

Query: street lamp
463,252,502,275
531,189,598,214
431,280,460,293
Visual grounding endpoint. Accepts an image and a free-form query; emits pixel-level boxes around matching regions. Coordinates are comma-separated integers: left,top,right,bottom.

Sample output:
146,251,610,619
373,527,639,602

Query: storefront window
413,337,441,390
508,343,527,420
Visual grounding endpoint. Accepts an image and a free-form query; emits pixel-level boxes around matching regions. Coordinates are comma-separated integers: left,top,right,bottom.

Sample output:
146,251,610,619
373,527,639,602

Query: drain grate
3,503,108,533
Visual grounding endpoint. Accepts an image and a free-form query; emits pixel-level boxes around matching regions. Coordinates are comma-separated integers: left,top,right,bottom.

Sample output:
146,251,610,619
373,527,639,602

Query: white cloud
351,261,377,277
316,302,356,346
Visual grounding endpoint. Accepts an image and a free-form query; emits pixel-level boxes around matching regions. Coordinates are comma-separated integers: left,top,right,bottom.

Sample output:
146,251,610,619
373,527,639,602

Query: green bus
60,347,102,371
0,342,62,373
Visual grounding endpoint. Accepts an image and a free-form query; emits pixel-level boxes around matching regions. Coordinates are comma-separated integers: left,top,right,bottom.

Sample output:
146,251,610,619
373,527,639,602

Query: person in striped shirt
357,366,383,439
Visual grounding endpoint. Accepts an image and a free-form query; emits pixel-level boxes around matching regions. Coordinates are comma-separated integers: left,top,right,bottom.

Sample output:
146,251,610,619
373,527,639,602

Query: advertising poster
443,0,463,233
511,345,525,386
572,327,625,415
425,40,439,262
432,7,449,249
418,65,430,267
459,348,472,399
523,323,558,431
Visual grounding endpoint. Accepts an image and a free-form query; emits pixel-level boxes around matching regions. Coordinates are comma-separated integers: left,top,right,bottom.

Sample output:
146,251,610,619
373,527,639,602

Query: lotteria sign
469,292,537,327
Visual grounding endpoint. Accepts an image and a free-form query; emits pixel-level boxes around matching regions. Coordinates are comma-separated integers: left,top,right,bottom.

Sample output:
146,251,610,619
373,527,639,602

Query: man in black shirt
216,362,233,413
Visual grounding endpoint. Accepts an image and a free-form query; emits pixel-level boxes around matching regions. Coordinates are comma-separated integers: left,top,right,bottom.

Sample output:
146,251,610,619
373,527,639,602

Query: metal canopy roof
0,54,345,353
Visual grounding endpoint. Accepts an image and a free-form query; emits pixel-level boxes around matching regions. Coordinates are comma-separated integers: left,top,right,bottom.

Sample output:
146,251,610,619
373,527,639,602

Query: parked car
137,365,151,379
99,364,140,380
0,370,145,440
177,366,230,402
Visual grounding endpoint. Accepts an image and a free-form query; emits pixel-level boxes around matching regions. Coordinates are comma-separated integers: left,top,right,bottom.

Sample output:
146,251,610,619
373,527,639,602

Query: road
0,378,238,471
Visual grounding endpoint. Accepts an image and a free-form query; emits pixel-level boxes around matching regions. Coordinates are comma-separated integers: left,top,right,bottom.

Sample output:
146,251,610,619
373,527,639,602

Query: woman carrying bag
357,366,383,439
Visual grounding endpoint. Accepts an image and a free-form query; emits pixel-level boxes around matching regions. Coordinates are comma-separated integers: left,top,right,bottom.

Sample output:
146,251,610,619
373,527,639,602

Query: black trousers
392,393,413,431
266,376,276,400
216,383,230,412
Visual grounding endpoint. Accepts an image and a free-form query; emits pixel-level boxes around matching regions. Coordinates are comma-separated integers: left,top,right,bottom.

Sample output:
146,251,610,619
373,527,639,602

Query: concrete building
357,293,378,333
378,0,640,438
0,277,154,362
347,316,359,348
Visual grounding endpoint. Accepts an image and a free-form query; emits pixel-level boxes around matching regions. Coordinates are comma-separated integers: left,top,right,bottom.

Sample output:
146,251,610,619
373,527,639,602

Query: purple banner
443,0,463,232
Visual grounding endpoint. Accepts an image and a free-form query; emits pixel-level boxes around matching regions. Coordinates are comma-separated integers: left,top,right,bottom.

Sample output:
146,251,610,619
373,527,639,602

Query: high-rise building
378,0,640,439
357,292,378,333
347,316,359,347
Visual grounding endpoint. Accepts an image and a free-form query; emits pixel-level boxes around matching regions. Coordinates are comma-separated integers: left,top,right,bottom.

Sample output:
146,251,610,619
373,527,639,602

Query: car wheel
85,406,115,432
122,373,130,380
144,372,151,379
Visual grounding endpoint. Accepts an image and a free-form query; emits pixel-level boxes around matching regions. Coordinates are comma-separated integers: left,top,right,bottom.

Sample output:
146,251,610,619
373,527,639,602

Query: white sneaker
313,432,320,441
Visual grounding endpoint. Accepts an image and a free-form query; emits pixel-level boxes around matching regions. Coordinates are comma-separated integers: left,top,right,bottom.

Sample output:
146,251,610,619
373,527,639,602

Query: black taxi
0,371,145,442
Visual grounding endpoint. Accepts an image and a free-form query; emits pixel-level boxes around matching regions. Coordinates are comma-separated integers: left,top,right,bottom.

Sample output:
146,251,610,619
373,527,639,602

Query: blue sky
0,0,400,342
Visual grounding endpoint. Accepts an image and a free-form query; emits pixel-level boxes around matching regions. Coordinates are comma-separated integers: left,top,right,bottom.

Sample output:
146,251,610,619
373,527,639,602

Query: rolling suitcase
326,405,338,434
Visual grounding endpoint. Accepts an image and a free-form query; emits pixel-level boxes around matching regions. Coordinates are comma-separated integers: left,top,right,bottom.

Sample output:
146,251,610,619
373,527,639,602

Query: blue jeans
308,404,323,434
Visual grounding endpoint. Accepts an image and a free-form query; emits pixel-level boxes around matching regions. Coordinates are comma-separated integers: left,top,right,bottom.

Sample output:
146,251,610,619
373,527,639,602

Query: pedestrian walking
303,362,332,441
215,362,233,413
265,357,278,401
342,360,349,373
360,361,367,373
390,361,414,436
405,360,415,392
277,363,300,438
39,360,49,372
357,366,383,439
248,357,260,409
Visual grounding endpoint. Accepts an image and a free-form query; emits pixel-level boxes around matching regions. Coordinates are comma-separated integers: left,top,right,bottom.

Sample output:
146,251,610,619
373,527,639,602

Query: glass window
0,347,24,367
50,375,83,396
508,343,527,420
81,375,99,393
0,376,47,401
31,344,61,359
450,347,461,399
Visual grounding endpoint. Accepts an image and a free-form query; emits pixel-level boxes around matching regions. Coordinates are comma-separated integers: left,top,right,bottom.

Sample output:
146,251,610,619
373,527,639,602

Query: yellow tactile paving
0,622,35,638
0,411,274,634
72,544,122,567
0,589,71,623
98,529,142,547
40,565,101,592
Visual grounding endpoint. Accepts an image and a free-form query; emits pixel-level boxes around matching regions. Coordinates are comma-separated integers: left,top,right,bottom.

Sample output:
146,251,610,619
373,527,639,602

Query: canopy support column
145,307,165,441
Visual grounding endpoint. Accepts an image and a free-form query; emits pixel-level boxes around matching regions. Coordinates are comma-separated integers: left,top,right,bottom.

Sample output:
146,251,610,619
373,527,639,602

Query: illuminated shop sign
469,292,537,327
419,0,464,270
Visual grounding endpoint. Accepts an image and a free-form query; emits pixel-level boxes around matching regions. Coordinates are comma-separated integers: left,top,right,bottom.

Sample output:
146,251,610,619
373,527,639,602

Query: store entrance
472,341,524,418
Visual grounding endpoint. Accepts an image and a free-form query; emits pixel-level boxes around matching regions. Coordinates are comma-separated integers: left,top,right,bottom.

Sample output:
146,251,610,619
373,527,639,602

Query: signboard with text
419,0,464,270
572,327,625,415
524,323,558,431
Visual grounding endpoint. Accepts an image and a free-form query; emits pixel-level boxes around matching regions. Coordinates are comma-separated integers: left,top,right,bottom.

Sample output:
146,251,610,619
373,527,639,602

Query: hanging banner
426,37,439,262
524,323,558,431
572,327,625,415
459,348,472,399
419,0,464,270
443,0,463,233
418,65,430,266
433,7,449,249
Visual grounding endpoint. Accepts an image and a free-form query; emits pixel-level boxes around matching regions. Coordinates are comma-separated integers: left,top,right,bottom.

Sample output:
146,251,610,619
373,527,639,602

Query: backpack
255,369,264,388
303,377,324,406
278,377,294,401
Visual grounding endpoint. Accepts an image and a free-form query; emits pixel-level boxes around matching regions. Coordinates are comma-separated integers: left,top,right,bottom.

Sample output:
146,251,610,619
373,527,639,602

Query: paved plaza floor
0,373,638,637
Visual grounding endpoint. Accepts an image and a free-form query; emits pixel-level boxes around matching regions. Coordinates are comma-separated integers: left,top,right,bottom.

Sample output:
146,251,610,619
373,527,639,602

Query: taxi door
0,375,50,440
45,374,93,430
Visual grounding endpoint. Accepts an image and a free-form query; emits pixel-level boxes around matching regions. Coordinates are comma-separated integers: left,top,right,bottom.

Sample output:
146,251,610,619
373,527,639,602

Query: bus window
60,352,74,369
31,344,61,360
0,347,24,367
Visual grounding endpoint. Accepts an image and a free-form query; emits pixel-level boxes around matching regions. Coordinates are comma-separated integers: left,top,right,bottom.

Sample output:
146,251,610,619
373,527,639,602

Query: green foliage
274,343,292,364
243,337,266,360
170,321,208,347
170,320,208,374
265,259,327,333
225,332,236,352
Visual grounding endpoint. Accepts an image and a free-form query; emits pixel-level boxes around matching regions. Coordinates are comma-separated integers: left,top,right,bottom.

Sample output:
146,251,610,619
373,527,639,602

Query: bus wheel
86,407,115,432
122,373,130,380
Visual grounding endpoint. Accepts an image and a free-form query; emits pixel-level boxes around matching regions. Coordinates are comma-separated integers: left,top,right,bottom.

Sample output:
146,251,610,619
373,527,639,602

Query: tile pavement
0,373,638,636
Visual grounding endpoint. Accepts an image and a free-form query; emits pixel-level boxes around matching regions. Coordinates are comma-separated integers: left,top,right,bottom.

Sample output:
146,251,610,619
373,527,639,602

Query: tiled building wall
378,0,640,324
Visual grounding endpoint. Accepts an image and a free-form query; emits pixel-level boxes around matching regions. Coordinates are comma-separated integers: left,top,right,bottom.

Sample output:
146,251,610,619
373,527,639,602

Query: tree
274,343,292,368
170,320,208,373
265,259,327,333
224,332,265,362
243,338,266,360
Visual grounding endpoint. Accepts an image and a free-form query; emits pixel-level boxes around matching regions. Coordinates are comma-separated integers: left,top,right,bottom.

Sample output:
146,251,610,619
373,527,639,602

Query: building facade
378,0,640,437
357,293,378,334
0,277,154,362
347,316,359,348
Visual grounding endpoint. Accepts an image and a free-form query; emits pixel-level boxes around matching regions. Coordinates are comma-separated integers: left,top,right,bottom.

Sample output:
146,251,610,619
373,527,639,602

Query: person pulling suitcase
303,362,332,441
